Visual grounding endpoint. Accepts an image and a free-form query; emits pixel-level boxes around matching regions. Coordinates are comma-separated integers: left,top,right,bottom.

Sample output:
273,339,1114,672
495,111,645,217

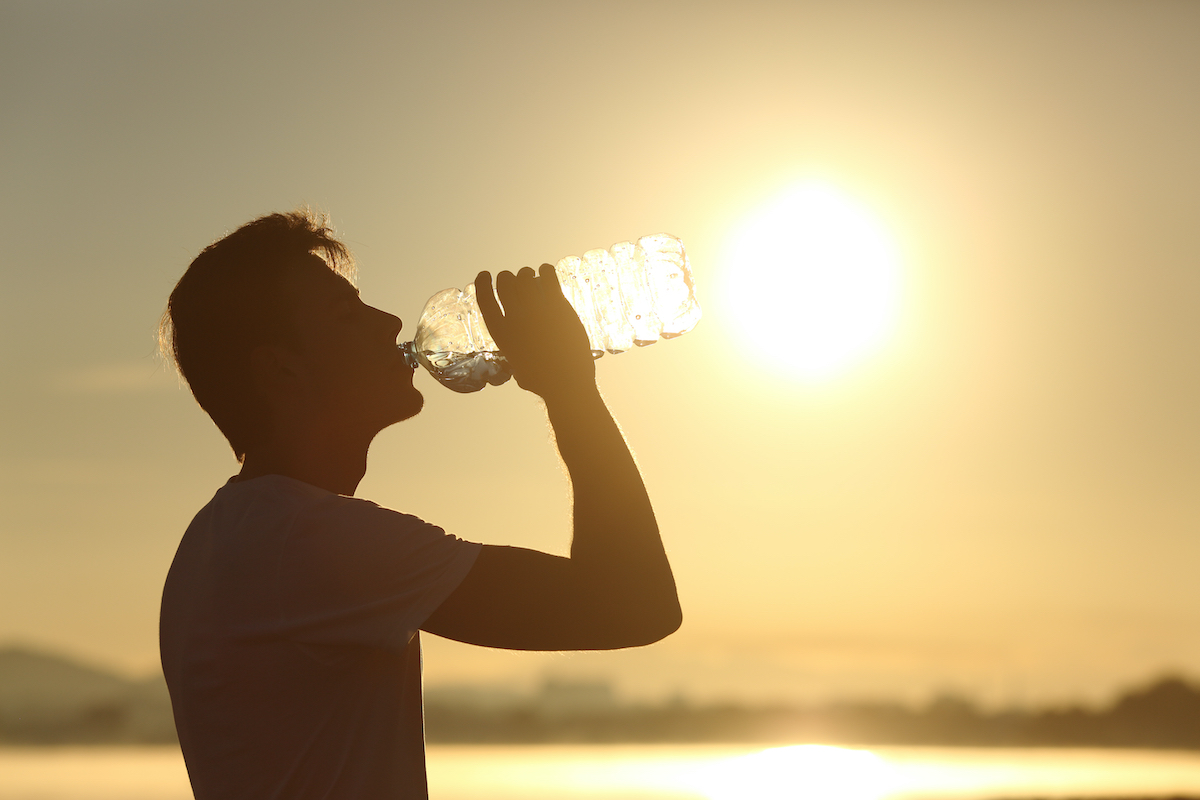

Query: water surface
3,743,1200,799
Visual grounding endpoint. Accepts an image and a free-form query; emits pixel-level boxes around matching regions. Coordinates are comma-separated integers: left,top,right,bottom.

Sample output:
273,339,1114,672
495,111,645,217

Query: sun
722,182,902,382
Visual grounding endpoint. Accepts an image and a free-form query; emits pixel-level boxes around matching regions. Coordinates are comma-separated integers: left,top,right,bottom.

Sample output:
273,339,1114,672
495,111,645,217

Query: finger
494,268,518,299
475,270,504,332
538,262,574,313
537,262,563,297
502,266,540,311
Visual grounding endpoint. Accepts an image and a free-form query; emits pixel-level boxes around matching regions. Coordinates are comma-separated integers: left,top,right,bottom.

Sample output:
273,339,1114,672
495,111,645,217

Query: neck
238,424,373,496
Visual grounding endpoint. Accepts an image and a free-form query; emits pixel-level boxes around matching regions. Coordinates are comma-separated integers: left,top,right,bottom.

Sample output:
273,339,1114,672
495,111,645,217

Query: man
158,210,682,799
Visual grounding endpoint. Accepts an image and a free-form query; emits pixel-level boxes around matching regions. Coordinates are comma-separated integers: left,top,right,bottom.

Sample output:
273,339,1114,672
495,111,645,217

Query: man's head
161,210,421,462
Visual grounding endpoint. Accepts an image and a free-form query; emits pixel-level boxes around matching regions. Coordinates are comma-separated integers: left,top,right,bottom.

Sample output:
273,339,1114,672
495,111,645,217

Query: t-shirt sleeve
274,494,481,650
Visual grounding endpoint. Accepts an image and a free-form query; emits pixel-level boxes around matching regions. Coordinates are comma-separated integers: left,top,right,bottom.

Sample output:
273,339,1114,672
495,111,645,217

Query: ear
249,343,309,403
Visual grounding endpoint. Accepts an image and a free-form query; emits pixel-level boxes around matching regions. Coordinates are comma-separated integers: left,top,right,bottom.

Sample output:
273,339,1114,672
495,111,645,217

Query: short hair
159,210,355,462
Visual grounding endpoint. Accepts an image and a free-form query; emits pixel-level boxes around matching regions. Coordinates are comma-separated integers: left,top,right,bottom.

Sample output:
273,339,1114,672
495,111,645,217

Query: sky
2,0,1198,709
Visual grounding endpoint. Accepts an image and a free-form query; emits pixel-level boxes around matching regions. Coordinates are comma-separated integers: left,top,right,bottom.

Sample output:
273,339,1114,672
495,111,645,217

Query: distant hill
0,645,176,744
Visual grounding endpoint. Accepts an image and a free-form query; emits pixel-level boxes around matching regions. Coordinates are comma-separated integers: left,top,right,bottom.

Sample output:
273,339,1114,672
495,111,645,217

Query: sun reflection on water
691,744,898,800
8,743,1200,799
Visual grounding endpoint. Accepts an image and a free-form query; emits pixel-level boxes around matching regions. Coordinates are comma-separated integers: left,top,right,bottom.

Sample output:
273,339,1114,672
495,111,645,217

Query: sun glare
695,745,898,800
723,182,902,382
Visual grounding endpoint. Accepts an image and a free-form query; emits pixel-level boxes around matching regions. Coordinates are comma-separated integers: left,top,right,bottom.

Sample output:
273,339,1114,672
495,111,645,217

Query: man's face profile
270,255,423,434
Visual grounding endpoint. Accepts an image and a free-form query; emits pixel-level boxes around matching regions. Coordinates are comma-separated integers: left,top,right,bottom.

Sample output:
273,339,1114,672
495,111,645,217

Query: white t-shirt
160,475,481,800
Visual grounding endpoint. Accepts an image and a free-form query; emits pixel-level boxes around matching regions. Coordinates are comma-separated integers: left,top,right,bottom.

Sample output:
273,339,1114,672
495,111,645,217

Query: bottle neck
399,342,419,370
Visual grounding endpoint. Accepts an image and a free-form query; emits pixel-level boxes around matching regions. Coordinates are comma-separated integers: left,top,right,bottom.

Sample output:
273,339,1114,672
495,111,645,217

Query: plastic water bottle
400,233,701,393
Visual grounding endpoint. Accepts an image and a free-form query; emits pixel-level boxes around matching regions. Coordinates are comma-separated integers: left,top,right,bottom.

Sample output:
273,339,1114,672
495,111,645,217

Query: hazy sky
3,0,1198,708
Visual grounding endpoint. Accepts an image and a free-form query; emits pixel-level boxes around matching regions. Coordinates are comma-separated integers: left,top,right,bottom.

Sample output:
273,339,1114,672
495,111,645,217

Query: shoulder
277,487,481,609
267,480,478,564
208,475,419,526
196,475,330,523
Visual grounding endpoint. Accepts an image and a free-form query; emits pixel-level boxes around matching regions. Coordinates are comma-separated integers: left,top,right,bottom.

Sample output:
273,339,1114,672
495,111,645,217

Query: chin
396,390,424,422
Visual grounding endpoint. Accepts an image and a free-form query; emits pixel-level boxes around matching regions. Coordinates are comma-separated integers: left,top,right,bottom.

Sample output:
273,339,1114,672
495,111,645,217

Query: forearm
542,384,681,634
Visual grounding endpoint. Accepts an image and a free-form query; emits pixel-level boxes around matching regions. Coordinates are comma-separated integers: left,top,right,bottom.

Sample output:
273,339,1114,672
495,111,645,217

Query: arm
421,265,682,650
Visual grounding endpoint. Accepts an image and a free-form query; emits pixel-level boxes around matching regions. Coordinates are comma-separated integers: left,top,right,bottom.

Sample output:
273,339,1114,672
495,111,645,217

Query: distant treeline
424,676,1200,747
6,645,1200,748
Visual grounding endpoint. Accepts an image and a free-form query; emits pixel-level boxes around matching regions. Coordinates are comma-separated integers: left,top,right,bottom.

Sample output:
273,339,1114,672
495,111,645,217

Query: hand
475,265,596,400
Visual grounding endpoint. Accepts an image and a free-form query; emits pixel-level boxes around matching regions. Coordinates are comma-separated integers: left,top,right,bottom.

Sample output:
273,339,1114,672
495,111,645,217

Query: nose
373,306,403,339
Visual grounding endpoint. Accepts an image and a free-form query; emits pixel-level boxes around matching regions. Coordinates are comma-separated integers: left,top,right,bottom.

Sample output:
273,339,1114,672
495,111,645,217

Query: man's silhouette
158,211,681,799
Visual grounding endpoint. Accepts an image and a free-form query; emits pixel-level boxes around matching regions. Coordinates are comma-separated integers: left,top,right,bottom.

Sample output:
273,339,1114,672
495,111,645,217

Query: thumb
475,270,504,340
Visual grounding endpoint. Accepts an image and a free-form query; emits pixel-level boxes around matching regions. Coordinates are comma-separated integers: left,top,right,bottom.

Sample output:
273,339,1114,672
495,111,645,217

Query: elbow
626,595,682,647
652,604,683,644
638,577,683,645
588,571,683,649
658,597,683,640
